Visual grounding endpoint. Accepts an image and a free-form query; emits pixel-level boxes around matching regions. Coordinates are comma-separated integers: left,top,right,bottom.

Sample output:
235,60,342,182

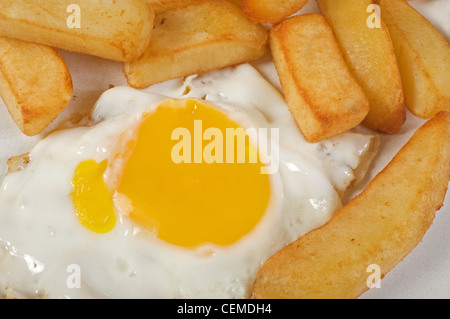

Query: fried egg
0,64,377,299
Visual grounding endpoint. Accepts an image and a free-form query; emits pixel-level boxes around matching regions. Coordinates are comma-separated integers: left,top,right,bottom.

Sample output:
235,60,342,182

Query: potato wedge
0,37,73,136
150,0,241,14
0,0,154,62
317,0,406,134
270,14,370,143
242,0,308,24
124,0,268,88
376,0,450,119
253,112,450,299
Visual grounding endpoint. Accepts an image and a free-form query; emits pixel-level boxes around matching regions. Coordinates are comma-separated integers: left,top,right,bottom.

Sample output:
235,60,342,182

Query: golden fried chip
376,0,450,119
242,0,308,24
253,112,450,299
150,0,241,14
317,0,406,134
270,14,370,143
0,37,73,136
124,0,268,88
0,0,154,62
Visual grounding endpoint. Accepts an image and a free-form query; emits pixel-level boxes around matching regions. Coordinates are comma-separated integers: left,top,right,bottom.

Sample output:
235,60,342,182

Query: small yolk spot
115,99,271,248
72,160,116,234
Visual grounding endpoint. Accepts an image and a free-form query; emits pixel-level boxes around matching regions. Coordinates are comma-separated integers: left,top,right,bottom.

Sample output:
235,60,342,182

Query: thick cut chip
270,14,370,143
0,37,73,136
253,112,450,299
376,0,450,119
124,0,268,88
242,0,308,24
0,0,154,62
317,0,406,134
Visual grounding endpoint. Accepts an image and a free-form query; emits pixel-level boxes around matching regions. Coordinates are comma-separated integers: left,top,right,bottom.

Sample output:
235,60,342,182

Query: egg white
0,64,376,299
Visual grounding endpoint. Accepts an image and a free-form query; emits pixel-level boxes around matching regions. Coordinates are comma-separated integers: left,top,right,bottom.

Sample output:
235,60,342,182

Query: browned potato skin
376,0,450,119
0,0,154,62
0,37,73,136
317,0,406,134
242,0,308,24
225,0,242,8
7,153,30,174
253,112,450,299
270,14,370,143
124,0,268,88
150,0,242,13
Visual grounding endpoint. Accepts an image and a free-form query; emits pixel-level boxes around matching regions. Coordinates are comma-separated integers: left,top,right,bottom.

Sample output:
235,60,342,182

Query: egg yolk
117,99,271,248
72,160,116,234
70,99,271,246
